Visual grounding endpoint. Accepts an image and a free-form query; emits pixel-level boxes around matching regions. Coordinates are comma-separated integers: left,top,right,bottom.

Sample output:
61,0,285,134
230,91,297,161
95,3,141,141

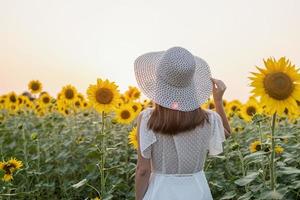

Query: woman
134,47,231,200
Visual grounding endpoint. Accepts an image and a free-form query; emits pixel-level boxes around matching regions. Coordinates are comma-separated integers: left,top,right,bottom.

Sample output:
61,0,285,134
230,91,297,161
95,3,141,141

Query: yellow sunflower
249,140,262,153
0,158,23,182
7,92,18,105
128,127,138,150
74,98,83,110
28,80,42,94
86,79,121,113
115,104,136,124
77,93,85,102
38,92,52,107
249,57,300,115
125,86,141,100
222,99,228,107
240,98,262,122
130,101,143,114
274,145,284,154
202,99,215,110
226,100,242,113
142,99,154,109
60,85,78,104
82,100,91,109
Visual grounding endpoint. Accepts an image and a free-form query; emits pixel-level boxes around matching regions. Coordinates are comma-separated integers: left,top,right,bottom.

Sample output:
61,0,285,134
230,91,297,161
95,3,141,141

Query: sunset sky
1,0,300,102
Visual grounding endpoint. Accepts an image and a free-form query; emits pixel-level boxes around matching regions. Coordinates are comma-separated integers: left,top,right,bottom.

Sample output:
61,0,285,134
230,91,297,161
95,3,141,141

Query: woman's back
139,107,225,174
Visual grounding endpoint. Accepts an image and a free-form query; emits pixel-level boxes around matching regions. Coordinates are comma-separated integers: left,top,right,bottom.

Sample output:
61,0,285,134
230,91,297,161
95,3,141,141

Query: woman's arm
135,113,151,200
211,78,231,138
215,100,231,138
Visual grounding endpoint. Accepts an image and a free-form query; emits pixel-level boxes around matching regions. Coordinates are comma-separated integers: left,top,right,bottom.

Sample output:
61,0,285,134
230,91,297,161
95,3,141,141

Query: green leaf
280,167,300,174
244,151,268,161
220,191,236,199
234,172,259,186
237,191,253,200
71,178,87,188
259,190,283,200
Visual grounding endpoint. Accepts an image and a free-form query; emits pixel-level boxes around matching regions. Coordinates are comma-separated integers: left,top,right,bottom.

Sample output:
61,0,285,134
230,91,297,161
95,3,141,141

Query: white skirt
143,170,213,200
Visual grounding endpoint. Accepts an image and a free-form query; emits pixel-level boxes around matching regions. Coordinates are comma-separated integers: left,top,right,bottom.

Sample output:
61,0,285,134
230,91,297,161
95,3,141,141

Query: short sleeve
139,108,157,159
208,111,226,156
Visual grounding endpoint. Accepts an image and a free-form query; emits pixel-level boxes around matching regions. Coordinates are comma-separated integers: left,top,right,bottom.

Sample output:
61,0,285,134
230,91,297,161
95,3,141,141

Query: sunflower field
0,57,300,200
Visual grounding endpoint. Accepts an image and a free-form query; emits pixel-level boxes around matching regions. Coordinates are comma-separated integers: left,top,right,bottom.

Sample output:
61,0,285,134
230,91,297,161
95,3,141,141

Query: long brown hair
147,103,209,135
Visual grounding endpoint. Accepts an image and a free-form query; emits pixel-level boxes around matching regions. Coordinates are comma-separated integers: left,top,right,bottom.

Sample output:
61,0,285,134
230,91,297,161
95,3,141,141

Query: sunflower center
9,95,17,103
246,106,256,116
95,88,113,104
31,82,40,91
43,97,50,104
3,163,15,172
65,89,74,99
132,105,138,112
209,103,215,109
263,72,294,100
121,110,130,119
231,105,237,112
134,92,140,98
75,101,81,107
255,144,261,151
18,98,23,104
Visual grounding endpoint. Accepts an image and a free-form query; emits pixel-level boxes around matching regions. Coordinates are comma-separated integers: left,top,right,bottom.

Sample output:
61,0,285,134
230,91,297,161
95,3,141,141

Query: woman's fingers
211,78,226,91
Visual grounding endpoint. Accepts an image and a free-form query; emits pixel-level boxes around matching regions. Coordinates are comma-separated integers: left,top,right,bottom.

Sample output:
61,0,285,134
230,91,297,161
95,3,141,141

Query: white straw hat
134,46,213,111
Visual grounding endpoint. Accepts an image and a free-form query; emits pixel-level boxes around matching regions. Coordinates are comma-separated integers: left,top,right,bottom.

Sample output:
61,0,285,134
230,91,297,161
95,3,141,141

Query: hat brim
134,51,213,111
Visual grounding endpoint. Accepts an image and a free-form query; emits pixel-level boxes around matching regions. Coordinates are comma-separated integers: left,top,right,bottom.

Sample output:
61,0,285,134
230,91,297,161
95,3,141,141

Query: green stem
258,122,263,148
100,111,106,196
238,148,248,192
22,124,28,168
257,122,267,185
270,112,277,191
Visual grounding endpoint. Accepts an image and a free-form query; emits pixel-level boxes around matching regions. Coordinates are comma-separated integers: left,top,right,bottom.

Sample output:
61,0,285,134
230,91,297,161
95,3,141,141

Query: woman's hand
211,78,226,103
211,78,231,137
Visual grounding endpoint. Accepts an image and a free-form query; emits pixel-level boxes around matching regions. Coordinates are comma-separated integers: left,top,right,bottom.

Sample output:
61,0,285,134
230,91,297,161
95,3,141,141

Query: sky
1,0,300,102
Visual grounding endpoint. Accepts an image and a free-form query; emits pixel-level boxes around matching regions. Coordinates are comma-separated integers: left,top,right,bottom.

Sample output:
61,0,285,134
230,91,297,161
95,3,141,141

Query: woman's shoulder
137,107,154,122
140,107,154,116
203,109,222,122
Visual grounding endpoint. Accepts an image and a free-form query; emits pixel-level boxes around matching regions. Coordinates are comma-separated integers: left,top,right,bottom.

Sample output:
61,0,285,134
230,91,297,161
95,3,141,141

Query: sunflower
0,96,8,109
233,125,244,133
201,99,214,110
130,101,143,114
128,127,138,150
77,93,85,102
74,98,83,110
222,99,228,107
249,140,262,153
115,104,136,124
120,94,130,104
17,95,30,110
0,158,23,182
142,99,154,109
59,85,78,105
38,92,52,107
125,86,141,100
226,100,242,113
249,57,300,115
7,92,18,105
82,100,91,109
87,79,121,113
240,98,262,122
274,145,284,154
28,80,42,94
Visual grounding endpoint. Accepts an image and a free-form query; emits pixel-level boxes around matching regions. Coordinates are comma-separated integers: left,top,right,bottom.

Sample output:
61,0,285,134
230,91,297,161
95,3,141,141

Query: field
0,57,300,200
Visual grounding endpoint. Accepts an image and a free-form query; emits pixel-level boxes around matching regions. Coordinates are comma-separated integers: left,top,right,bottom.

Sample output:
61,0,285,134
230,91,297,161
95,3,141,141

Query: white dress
138,107,226,200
